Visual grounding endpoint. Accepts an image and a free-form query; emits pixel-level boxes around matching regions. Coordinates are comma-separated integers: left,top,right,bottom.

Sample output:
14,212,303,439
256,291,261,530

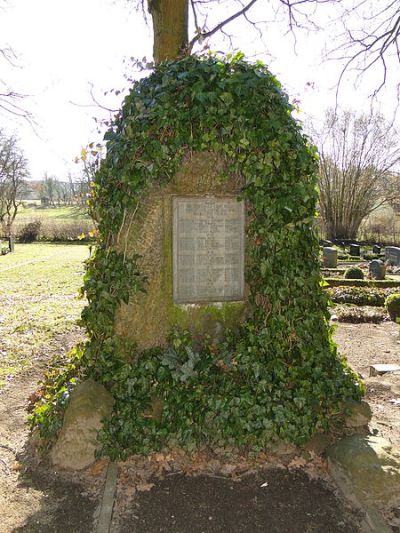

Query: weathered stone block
50,380,114,470
343,400,372,429
373,245,381,254
327,435,400,507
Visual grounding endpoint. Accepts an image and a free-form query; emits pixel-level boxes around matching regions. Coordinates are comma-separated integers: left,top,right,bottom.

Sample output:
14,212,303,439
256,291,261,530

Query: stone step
369,364,400,377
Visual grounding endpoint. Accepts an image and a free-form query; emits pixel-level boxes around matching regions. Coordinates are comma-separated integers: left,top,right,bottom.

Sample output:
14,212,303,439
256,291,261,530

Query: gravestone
322,247,337,268
372,244,381,254
349,244,360,256
114,153,246,351
385,246,400,266
369,259,385,280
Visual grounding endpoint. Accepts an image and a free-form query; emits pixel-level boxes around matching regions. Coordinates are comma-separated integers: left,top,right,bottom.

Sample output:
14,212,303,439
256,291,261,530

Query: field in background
12,205,94,241
0,243,89,387
17,205,91,221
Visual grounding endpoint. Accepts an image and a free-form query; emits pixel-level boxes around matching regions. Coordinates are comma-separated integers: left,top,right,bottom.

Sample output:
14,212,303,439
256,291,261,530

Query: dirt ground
0,332,100,533
334,321,400,448
0,321,398,532
117,470,362,533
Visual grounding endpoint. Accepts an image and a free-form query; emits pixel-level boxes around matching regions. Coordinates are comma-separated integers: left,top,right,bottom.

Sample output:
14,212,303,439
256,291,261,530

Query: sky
0,0,398,181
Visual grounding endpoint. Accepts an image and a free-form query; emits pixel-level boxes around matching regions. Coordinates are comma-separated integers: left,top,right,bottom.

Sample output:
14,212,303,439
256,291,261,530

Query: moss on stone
113,152,246,352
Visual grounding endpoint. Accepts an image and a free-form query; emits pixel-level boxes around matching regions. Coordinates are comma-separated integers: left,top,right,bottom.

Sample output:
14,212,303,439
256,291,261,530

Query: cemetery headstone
369,259,385,280
323,247,338,268
372,245,381,254
349,244,360,256
385,246,400,266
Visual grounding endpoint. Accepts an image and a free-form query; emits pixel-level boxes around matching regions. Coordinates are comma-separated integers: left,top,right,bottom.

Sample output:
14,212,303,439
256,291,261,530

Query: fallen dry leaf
12,461,23,471
288,457,307,469
89,458,109,476
136,482,155,492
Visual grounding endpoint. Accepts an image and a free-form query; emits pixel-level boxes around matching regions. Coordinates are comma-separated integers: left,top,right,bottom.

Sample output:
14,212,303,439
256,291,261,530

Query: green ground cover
0,243,89,387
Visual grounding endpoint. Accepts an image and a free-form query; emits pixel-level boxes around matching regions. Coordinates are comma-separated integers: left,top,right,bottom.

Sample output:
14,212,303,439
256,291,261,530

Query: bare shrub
18,220,42,242
15,218,95,242
40,219,94,241
359,208,400,244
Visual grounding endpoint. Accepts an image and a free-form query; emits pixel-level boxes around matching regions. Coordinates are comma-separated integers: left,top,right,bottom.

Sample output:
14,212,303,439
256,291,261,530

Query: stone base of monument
342,400,372,429
327,435,400,533
50,380,114,470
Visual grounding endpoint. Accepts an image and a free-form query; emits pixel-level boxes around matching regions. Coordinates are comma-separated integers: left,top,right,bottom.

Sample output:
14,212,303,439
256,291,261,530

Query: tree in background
73,143,103,208
40,173,60,206
315,109,400,240
0,130,29,236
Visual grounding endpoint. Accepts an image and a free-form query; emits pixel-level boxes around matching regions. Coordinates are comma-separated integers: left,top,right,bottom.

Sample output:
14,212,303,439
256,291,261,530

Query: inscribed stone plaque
173,197,245,303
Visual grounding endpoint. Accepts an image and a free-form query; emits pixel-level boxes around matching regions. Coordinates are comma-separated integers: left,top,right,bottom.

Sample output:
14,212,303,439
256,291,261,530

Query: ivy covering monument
33,54,364,458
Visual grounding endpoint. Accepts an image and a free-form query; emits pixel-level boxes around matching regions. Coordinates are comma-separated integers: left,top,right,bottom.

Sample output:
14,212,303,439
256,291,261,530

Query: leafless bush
15,218,95,242
359,209,400,245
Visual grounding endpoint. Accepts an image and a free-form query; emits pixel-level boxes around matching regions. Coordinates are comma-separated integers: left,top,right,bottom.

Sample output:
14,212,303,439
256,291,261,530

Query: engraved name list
173,197,245,303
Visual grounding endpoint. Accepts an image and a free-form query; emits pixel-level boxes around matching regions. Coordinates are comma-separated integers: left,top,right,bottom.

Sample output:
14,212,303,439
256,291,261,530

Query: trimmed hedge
326,286,399,306
324,278,400,288
321,268,346,275
385,293,400,322
344,266,364,280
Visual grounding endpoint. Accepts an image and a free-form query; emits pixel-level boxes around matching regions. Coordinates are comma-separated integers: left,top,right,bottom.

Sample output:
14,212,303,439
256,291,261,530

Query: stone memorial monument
70,56,363,455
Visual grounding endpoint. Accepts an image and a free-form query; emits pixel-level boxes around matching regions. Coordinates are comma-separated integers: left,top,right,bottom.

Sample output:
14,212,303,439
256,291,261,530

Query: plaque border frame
172,195,245,304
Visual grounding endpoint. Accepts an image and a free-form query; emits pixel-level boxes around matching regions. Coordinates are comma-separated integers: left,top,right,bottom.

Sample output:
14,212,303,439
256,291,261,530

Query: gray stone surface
369,363,400,376
385,246,400,266
50,380,114,470
173,197,245,304
369,259,385,280
327,435,400,509
322,247,338,268
343,400,372,429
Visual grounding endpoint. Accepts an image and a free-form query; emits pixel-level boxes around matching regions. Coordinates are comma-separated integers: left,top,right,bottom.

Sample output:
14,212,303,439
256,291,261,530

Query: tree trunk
148,0,189,64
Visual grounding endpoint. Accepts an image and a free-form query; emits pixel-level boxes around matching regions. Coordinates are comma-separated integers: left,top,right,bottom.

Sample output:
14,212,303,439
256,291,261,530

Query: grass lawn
0,243,90,387
17,205,91,221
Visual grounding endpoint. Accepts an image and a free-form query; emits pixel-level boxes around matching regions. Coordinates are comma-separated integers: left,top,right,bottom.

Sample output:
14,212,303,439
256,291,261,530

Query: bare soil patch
334,321,400,447
118,470,361,533
0,333,100,533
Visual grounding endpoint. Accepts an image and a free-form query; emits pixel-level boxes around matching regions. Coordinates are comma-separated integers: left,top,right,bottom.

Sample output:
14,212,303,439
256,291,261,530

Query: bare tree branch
331,0,400,99
189,0,259,49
